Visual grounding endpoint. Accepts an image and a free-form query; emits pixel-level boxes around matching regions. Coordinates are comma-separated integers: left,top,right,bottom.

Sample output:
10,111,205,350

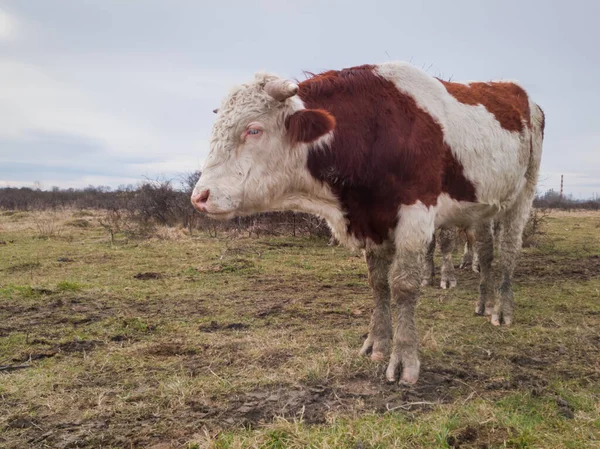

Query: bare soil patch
516,253,600,282
133,272,163,280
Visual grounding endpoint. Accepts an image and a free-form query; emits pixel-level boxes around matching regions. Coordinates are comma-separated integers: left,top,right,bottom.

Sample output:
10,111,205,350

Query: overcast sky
1,0,598,198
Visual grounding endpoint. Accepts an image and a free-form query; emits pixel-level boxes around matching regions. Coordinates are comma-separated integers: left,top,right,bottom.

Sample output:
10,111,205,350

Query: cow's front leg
360,241,394,361
386,204,435,385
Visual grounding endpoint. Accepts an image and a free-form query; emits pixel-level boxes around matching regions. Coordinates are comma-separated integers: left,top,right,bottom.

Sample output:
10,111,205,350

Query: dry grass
0,210,599,448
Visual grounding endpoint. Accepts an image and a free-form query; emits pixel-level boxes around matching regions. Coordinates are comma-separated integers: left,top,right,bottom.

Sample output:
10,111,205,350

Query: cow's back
375,62,538,210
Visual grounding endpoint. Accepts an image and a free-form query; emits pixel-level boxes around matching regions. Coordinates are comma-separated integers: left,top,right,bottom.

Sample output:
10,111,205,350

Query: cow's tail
502,101,544,233
526,102,545,198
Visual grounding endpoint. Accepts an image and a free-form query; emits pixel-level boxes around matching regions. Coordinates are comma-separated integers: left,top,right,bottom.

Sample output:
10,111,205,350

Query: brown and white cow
421,227,462,289
421,224,488,289
191,62,544,384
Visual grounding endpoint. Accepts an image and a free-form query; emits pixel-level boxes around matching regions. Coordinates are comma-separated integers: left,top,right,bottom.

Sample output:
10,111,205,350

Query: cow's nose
191,189,210,211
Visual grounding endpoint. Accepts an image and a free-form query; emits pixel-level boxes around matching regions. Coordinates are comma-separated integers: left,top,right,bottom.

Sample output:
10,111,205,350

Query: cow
421,227,461,289
421,224,485,289
191,62,544,385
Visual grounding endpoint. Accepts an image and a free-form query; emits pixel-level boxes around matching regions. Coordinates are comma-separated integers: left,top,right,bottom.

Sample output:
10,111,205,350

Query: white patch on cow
375,62,530,214
394,201,436,252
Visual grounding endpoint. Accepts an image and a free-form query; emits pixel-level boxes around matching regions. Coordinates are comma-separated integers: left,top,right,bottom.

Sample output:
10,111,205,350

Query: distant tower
560,175,564,199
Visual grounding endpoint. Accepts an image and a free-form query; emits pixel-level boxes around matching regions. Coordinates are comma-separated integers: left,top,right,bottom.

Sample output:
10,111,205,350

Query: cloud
0,7,17,41
0,0,598,198
0,55,246,188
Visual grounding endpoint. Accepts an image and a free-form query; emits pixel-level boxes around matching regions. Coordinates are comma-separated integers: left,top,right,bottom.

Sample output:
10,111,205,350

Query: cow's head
191,73,335,219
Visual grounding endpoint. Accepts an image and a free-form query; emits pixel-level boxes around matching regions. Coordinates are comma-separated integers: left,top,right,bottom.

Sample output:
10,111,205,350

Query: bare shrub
32,212,63,238
98,209,124,245
522,208,549,248
0,172,336,241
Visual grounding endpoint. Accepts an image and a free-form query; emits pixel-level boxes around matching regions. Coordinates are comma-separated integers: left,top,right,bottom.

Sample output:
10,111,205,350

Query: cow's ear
286,109,335,144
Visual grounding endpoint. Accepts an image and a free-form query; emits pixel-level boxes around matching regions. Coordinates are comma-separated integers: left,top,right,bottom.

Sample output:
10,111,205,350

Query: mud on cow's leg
439,227,457,289
385,204,434,385
420,233,436,287
475,220,495,317
360,241,394,361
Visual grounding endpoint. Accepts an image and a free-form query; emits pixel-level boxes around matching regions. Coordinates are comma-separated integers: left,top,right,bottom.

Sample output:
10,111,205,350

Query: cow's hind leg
492,199,532,326
475,220,495,317
386,204,434,385
439,227,457,289
491,102,543,326
360,241,394,361
460,227,479,272
421,232,436,287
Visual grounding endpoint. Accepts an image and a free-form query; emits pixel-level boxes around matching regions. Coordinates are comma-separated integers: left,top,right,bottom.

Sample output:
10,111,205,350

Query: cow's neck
272,168,362,248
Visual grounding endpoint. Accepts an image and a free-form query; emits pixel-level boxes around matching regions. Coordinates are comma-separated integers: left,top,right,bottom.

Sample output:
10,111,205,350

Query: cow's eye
247,128,262,136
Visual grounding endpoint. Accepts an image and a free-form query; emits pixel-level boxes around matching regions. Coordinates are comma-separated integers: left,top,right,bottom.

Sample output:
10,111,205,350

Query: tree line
0,174,597,239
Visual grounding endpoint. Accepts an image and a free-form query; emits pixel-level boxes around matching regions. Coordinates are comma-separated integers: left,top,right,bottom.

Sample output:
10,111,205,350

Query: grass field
1,209,599,448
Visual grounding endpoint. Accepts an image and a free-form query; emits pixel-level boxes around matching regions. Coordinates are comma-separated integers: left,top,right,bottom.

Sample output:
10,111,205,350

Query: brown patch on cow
297,65,476,244
439,80,531,132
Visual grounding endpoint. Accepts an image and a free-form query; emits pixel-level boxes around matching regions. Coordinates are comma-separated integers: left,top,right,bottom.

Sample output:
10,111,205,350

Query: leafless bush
32,212,63,238
522,208,549,248
0,172,335,240
99,209,125,245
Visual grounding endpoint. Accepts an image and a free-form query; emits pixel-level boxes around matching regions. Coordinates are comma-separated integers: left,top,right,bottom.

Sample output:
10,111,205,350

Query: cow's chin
205,210,237,221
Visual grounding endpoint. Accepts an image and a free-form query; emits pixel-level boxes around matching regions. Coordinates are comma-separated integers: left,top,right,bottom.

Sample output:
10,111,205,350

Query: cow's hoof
399,374,419,386
359,337,389,359
359,342,371,357
421,278,433,287
370,351,385,361
440,278,457,289
385,357,399,383
386,358,420,384
490,313,512,327
399,363,420,385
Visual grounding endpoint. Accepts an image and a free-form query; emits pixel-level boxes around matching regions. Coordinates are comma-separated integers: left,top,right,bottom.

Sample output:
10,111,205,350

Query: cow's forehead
214,74,284,132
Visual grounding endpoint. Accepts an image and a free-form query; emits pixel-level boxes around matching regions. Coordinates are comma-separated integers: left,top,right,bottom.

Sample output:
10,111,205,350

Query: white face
191,74,299,219
191,73,334,220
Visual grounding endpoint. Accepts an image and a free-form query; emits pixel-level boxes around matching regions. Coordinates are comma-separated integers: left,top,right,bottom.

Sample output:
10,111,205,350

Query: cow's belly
434,193,501,228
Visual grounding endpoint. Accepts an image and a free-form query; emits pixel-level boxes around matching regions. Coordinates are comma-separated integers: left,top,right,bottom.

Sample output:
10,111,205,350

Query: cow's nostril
198,189,210,203
191,189,210,210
